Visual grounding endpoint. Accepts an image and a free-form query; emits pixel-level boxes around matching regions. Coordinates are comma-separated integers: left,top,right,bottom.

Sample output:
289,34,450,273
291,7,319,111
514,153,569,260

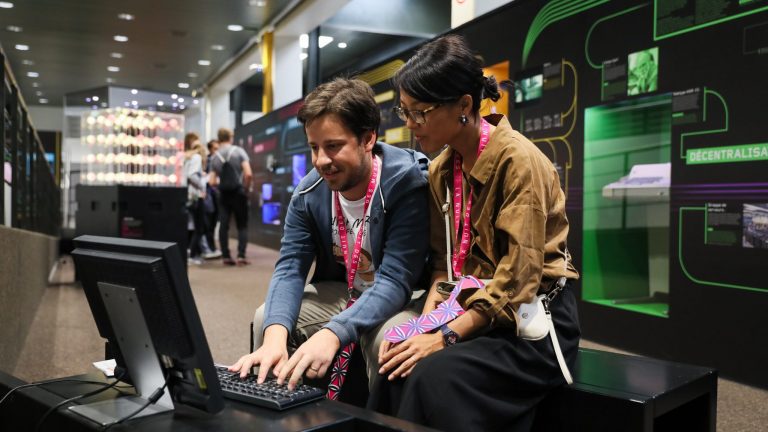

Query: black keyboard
215,365,325,410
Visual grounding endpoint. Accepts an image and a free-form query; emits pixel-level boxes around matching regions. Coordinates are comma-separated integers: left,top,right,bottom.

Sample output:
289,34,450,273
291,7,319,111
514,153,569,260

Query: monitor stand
69,282,174,426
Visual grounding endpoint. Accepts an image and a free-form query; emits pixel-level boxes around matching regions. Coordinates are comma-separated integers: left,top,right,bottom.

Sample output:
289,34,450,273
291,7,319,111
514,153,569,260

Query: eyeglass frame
392,103,442,124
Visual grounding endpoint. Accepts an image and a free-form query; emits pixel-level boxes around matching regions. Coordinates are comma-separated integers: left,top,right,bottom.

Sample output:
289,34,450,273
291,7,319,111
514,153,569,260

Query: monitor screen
262,202,281,225
262,183,273,201
72,235,223,424
292,154,307,187
514,68,543,107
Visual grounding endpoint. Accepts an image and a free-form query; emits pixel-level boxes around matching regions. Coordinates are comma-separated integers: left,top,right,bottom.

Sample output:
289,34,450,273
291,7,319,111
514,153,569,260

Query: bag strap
544,308,573,384
216,146,236,164
443,186,453,282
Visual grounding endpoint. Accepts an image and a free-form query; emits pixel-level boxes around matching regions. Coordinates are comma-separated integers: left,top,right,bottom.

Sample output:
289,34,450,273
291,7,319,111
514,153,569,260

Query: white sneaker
188,257,204,265
202,250,222,259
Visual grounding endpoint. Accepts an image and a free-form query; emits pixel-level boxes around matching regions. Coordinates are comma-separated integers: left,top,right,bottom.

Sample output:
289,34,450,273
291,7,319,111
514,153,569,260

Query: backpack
216,147,241,192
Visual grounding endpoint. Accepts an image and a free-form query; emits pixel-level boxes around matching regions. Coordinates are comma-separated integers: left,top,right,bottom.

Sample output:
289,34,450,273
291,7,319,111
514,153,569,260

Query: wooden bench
532,348,717,432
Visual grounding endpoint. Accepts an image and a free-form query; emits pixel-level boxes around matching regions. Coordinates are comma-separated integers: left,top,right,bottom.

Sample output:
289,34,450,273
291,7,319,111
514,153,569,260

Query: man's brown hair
298,78,380,140
217,128,233,143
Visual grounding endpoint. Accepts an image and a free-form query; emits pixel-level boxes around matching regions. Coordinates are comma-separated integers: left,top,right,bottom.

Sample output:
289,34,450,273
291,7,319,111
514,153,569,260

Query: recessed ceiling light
131,100,138,105
35,91,42,96
211,44,225,51
21,59,34,65
249,63,263,71
172,102,178,108
110,52,123,59
117,13,134,21
188,72,198,78
319,36,333,48
157,101,164,106
197,60,210,66
337,42,347,49
92,96,100,102
178,83,189,89
6,25,22,32
106,78,116,83
180,105,186,110
39,98,48,104
15,44,29,51
299,52,308,61
249,0,266,6
171,94,178,99
27,71,39,78
131,89,138,94
107,66,120,72
31,82,39,87
193,99,199,104
178,97,185,103
114,35,129,42
300,34,308,49
0,2,14,9
227,24,244,32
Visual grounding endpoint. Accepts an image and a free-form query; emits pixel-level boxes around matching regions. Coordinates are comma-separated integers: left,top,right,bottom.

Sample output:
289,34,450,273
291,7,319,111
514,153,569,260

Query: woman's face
398,91,463,154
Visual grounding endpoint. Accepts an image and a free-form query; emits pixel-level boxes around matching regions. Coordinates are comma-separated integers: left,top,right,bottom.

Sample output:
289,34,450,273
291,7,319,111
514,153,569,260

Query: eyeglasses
392,104,442,124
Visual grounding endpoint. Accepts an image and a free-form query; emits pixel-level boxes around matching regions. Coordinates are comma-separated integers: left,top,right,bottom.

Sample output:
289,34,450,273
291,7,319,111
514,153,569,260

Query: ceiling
0,0,297,107
0,0,451,111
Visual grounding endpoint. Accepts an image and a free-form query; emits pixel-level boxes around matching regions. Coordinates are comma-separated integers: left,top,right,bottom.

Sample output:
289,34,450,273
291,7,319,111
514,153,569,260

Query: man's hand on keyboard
229,325,289,383
277,328,340,390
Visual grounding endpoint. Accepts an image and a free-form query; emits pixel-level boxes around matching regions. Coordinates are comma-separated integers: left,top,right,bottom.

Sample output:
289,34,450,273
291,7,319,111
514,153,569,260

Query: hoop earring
459,114,468,125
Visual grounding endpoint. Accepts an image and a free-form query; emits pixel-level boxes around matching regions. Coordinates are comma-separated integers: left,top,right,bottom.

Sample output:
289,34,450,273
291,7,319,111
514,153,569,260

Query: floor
13,241,768,431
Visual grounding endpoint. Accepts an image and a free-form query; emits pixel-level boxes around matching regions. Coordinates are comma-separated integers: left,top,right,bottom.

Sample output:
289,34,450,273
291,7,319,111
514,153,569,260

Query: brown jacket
428,114,578,328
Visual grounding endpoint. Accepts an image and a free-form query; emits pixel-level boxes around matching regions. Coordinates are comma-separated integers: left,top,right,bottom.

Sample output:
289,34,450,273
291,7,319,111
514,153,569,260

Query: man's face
306,114,374,197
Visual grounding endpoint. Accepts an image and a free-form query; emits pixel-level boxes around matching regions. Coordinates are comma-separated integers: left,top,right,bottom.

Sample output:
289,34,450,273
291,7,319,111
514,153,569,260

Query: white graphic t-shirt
331,155,382,293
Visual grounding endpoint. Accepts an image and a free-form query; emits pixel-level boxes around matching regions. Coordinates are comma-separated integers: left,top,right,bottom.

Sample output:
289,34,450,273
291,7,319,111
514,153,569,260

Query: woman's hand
422,279,448,315
378,332,444,380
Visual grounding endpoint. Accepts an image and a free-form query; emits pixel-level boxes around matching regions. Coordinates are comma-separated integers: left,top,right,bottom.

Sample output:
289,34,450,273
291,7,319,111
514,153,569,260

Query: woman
373,34,581,431
183,132,208,265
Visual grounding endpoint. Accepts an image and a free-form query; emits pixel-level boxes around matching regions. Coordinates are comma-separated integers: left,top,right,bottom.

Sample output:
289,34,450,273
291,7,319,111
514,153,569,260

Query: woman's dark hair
394,34,500,113
298,77,380,139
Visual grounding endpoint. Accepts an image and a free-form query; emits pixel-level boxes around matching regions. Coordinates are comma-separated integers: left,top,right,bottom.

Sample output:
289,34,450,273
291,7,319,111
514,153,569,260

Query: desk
0,370,437,431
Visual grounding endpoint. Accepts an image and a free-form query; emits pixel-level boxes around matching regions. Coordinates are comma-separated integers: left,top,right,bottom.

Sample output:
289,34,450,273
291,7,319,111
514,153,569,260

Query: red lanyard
452,119,490,279
334,156,379,291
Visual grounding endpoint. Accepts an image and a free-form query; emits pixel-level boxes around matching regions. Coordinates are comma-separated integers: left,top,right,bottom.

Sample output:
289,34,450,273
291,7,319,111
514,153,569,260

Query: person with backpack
209,128,253,266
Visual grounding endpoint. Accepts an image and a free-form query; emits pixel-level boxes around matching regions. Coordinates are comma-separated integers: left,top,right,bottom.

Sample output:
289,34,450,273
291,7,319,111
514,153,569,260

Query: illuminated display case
79,108,184,186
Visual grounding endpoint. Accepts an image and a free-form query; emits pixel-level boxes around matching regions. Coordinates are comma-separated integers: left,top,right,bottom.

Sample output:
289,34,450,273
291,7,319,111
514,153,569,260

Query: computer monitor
71,235,223,425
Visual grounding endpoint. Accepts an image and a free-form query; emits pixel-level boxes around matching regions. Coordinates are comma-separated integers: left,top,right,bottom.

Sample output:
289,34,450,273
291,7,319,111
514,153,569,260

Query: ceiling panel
0,0,296,106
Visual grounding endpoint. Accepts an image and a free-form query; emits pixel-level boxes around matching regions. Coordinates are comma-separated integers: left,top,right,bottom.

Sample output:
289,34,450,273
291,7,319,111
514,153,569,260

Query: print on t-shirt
330,155,381,292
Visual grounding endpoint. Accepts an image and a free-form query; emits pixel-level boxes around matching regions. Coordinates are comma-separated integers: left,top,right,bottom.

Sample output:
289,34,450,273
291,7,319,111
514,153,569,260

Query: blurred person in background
201,139,222,259
209,128,252,266
183,133,209,265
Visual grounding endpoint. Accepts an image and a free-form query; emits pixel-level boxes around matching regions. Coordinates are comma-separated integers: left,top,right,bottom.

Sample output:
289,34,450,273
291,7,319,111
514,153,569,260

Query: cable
34,368,128,432
0,376,128,407
102,373,170,431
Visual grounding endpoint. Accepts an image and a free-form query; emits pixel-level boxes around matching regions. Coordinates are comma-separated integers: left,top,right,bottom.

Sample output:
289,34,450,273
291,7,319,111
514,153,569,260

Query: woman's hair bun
482,75,501,102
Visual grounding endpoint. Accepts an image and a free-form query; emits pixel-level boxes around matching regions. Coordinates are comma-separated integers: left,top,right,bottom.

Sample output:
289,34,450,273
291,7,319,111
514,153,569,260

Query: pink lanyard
451,119,490,279
334,156,379,292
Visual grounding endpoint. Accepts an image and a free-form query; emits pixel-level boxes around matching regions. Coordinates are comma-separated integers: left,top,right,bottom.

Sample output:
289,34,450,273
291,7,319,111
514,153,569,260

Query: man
229,78,430,397
209,128,252,266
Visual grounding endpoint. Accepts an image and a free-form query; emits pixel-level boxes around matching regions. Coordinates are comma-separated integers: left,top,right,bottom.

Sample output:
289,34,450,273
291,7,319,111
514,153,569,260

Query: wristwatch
440,325,460,346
